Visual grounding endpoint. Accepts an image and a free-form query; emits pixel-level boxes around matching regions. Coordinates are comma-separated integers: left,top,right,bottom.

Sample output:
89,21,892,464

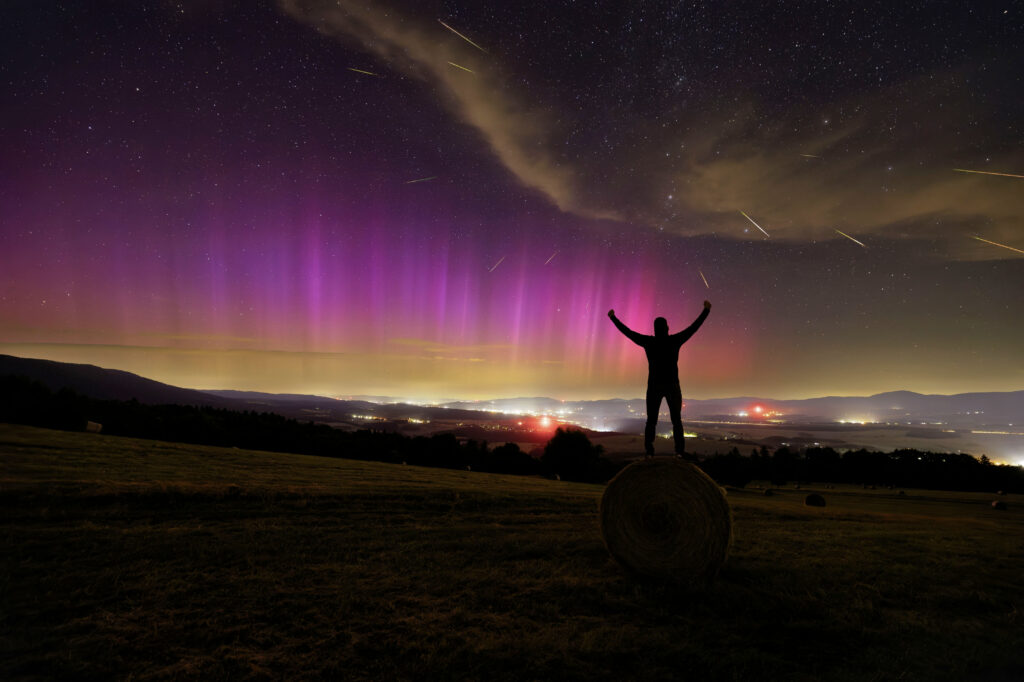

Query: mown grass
2,423,1022,681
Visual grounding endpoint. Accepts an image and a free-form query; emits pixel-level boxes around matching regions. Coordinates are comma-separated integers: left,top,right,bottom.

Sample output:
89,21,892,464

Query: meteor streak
544,251,559,265
953,168,1024,179
799,153,821,158
739,210,770,238
438,20,488,53
488,255,506,272
834,229,867,248
972,235,1024,256
447,61,475,74
698,269,710,289
347,68,379,76
404,176,437,184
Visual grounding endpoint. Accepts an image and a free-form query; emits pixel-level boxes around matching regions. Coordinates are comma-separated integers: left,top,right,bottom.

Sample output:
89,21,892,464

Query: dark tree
541,428,604,482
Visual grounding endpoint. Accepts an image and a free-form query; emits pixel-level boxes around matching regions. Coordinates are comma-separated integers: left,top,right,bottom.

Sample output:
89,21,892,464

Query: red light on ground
539,416,552,428
753,405,763,414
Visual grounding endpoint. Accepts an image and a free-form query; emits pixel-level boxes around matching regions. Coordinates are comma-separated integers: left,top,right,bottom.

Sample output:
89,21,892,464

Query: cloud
278,0,620,221
666,100,1024,254
279,2,1023,256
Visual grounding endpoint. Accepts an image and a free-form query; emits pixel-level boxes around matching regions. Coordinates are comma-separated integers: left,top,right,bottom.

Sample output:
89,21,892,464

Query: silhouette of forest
2,374,1021,492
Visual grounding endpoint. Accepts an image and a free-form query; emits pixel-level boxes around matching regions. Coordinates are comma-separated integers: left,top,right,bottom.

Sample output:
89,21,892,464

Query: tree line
700,445,1023,493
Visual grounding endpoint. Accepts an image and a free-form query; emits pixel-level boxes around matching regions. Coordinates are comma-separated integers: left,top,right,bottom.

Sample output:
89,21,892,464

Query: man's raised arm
672,300,711,344
608,309,647,345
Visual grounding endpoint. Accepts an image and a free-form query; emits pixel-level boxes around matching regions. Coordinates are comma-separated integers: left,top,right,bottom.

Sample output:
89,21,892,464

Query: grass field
2,423,1022,681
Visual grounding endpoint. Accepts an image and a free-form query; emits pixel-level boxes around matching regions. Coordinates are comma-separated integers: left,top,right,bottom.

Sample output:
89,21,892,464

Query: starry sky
2,1,1022,400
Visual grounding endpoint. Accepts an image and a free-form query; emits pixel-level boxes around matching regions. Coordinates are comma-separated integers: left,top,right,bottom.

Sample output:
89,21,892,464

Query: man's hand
608,309,616,319
703,300,712,310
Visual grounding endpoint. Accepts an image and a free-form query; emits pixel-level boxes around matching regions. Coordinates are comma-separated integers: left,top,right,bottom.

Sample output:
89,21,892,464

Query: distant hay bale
991,500,1007,510
763,489,774,497
85,421,102,433
997,490,1005,496
804,493,826,507
599,459,731,583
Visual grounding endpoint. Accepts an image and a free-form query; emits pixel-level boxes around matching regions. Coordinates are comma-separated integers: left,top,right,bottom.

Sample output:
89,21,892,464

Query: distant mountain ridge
2,354,1021,424
0,354,231,407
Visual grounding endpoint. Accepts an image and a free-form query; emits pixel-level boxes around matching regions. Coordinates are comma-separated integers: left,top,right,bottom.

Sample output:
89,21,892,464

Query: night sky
2,1,1022,400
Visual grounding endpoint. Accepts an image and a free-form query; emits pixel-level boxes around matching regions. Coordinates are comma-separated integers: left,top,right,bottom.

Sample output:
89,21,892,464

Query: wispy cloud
279,2,1023,256
278,0,619,221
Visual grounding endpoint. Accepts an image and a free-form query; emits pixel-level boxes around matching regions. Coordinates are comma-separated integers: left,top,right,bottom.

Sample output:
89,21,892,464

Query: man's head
654,317,669,336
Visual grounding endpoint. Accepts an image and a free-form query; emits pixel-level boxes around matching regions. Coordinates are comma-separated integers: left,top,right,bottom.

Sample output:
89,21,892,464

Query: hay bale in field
600,459,731,583
763,488,774,497
804,493,826,507
991,500,1007,510
85,421,102,433
997,490,1005,496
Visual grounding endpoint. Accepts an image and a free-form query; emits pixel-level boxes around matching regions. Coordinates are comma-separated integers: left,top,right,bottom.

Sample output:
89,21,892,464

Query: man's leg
644,388,662,456
666,386,686,455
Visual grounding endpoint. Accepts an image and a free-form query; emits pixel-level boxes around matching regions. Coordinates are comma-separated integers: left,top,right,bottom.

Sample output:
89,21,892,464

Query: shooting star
739,210,770,238
438,20,488,53
347,68,379,76
972,235,1024,256
404,176,437,184
953,168,1024,179
488,255,506,272
447,61,475,74
834,229,867,248
698,269,710,289
544,251,559,265
799,153,821,158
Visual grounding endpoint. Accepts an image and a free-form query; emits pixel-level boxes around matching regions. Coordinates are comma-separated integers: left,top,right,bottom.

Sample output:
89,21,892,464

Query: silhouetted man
608,301,711,458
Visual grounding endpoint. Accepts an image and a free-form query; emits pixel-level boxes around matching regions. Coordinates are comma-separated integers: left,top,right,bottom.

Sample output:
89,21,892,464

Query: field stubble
2,424,1022,681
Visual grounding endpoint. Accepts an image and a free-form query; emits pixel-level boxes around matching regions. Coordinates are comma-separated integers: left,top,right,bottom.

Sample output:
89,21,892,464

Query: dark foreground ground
2,423,1022,681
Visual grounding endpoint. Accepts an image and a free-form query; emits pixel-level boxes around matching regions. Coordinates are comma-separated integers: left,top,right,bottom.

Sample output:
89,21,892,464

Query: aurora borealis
2,2,1022,400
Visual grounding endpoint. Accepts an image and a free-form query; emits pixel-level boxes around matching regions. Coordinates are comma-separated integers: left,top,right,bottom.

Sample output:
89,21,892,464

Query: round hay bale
763,488,774,497
599,459,731,583
991,500,1006,510
804,493,826,507
997,490,1005,496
